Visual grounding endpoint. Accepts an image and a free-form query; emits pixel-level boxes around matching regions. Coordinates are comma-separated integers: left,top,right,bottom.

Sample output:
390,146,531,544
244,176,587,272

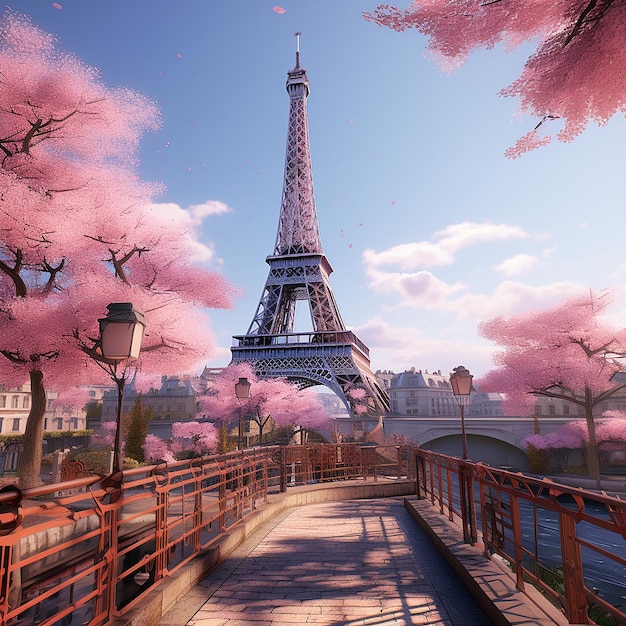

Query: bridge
336,414,585,472
3,443,625,625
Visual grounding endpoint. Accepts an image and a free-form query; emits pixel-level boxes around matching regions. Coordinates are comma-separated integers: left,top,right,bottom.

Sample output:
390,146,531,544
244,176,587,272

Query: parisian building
0,383,108,436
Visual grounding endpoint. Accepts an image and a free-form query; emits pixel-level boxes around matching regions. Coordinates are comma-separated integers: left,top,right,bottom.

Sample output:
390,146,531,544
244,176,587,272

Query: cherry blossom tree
478,292,626,481
524,416,626,451
364,1,626,157
346,387,369,415
0,13,237,487
171,421,218,456
142,422,218,463
143,434,175,464
200,363,331,445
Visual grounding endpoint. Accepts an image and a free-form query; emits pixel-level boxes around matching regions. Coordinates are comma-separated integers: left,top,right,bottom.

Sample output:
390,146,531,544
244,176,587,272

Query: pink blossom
0,13,239,483
365,1,626,155
200,364,330,438
171,421,218,455
143,434,175,464
478,292,626,416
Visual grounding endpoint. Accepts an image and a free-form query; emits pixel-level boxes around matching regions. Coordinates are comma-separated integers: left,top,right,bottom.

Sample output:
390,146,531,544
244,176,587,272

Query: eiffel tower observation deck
231,35,390,417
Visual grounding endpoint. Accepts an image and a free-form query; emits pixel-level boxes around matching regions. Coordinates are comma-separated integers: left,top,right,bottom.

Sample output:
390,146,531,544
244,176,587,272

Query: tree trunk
585,386,601,483
17,369,46,489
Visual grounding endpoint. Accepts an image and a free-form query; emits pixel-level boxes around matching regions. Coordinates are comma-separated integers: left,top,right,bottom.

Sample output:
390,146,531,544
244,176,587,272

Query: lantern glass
450,366,473,399
98,303,145,361
100,321,144,360
235,377,251,399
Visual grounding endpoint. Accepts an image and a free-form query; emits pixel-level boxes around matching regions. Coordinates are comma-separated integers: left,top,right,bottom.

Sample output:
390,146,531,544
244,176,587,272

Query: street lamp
235,377,251,449
98,303,145,474
449,365,473,460
449,364,476,545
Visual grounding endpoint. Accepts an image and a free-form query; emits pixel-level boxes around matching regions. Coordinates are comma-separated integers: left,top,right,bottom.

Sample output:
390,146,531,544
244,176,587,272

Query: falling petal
52,3,62,8
273,5,286,14
391,200,397,205
348,243,353,248
358,223,363,227
176,53,183,58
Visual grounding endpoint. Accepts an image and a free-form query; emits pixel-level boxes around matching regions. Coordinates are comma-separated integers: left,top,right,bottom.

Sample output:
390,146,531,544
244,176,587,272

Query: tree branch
564,0,616,46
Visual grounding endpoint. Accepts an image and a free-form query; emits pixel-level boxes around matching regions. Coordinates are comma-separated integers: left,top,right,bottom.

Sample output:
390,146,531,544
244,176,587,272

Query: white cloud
354,317,496,375
147,199,233,265
361,221,586,321
188,200,232,221
363,221,529,271
492,253,537,277
365,260,584,320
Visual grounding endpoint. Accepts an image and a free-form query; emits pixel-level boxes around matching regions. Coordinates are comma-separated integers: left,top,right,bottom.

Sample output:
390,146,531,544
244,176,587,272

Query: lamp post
449,365,473,460
98,303,145,474
235,377,251,449
449,364,476,545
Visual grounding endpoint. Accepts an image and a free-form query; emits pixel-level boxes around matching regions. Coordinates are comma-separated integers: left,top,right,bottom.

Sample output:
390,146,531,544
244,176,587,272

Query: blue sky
12,1,626,377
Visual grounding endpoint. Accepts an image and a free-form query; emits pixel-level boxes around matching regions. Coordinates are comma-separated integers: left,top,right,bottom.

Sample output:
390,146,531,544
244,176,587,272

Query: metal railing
0,443,408,625
415,448,626,625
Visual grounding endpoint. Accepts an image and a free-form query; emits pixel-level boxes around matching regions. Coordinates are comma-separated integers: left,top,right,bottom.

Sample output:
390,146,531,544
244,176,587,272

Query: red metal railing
415,448,626,625
0,443,408,625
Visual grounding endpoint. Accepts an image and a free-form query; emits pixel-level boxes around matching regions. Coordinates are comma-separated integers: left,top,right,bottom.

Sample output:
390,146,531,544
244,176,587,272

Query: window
549,404,556,416
11,396,19,409
563,405,570,415
12,418,20,431
0,396,5,408
0,418,3,433
22,396,29,409
89,390,96,397
47,399,54,409
56,418,63,430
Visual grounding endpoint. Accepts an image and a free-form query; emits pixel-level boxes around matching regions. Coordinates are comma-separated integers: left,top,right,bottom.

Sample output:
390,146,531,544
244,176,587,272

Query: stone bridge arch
417,432,529,471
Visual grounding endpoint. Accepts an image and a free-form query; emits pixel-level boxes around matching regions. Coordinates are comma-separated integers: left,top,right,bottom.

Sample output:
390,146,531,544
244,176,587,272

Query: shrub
527,443,551,474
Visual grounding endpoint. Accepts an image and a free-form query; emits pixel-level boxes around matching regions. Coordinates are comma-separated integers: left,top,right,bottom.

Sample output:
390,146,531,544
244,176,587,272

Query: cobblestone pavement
158,498,492,625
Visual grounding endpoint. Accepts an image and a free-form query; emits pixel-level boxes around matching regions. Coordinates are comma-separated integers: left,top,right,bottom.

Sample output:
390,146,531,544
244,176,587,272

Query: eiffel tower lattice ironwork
231,36,390,417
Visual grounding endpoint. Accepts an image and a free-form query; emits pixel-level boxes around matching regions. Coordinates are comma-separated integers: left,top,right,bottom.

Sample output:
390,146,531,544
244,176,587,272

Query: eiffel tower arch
231,36,389,418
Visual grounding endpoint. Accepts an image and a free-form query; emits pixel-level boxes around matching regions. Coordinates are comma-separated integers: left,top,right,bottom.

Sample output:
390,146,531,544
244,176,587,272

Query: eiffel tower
231,35,390,417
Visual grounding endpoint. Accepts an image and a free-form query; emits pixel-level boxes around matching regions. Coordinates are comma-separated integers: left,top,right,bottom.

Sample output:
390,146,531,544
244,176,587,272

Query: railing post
415,450,423,498
559,513,590,624
397,445,402,479
459,462,476,545
279,447,287,493
373,446,378,482
446,466,454,522
466,466,478,544
511,494,525,591
436,462,444,515
219,470,227,532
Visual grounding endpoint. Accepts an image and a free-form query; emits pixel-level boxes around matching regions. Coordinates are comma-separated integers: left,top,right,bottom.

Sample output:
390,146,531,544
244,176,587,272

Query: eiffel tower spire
274,31,322,257
231,37,390,418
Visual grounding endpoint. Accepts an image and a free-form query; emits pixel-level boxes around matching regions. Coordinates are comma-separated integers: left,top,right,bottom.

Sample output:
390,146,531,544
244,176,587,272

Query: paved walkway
157,498,492,626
